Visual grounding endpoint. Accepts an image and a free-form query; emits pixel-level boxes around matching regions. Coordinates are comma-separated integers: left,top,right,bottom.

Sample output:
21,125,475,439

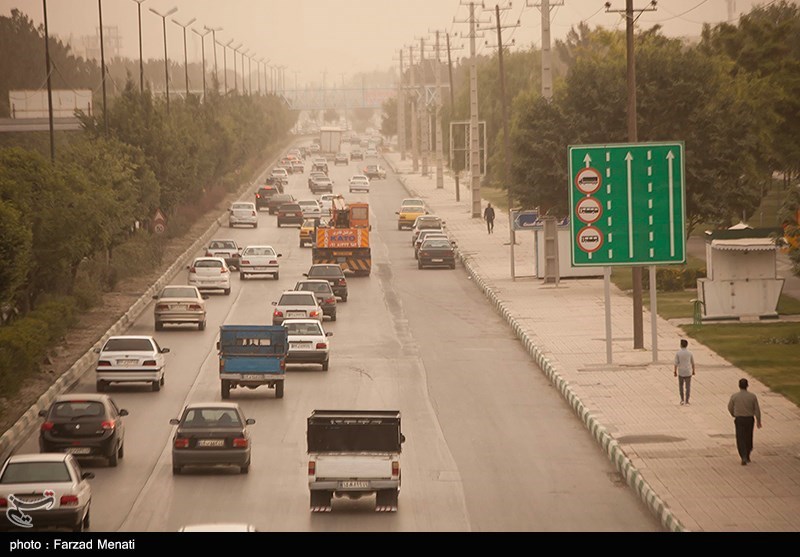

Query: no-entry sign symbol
577,226,603,253
575,167,602,195
575,197,603,224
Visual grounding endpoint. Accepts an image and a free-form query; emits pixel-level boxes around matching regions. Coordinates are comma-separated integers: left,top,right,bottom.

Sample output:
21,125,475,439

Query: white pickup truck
307,410,405,512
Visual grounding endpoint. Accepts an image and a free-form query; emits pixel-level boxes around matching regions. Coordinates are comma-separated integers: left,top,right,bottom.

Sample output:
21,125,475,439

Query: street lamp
98,0,108,135
131,0,147,94
149,5,178,114
172,16,196,99
192,27,211,100
204,25,222,92
220,38,233,94
240,48,250,95
232,43,242,93
42,0,55,161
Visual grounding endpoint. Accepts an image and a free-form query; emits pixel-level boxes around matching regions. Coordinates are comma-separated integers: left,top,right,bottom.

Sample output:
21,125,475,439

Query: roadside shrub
0,317,50,397
110,233,165,282
28,297,77,343
641,266,708,292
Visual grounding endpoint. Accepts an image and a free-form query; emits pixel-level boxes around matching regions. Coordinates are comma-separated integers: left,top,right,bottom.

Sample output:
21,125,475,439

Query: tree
380,98,397,138
0,200,32,307
324,108,339,123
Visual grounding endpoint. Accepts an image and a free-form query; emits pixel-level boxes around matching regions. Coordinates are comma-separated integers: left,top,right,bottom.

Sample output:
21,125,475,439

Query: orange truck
312,200,371,276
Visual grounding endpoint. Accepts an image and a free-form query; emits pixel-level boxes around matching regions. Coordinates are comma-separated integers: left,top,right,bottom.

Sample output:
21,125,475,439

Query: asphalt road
12,145,661,532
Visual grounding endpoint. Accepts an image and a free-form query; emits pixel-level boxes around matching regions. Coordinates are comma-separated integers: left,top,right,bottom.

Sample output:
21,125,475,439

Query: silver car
271,291,323,326
239,245,282,280
153,285,208,331
228,202,258,228
188,257,232,295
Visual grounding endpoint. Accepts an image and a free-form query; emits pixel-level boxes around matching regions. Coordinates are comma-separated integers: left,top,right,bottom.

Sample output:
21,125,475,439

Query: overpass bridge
280,87,396,111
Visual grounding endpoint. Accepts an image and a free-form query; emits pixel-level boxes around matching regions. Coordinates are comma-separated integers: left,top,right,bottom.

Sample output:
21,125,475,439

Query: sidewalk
384,153,800,532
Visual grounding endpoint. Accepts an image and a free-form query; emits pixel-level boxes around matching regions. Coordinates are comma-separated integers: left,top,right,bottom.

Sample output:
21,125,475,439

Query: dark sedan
303,264,348,302
417,238,457,269
39,394,129,467
294,279,338,321
277,203,305,227
170,403,255,475
266,193,296,215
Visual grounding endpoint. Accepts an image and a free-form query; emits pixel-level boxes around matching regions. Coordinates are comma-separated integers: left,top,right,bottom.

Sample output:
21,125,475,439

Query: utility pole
192,27,210,101
446,32,461,201
528,0,563,100
98,0,108,135
42,0,55,161
397,48,407,160
221,39,233,94
172,16,196,99
133,0,147,95
419,37,429,177
481,4,520,279
409,45,419,172
456,1,487,218
232,43,242,93
149,6,178,115
433,30,445,189
605,0,658,350
205,26,222,93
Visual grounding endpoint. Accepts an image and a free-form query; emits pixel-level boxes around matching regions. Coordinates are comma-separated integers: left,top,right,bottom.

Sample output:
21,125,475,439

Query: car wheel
398,223,402,230
198,320,206,331
83,508,90,530
224,288,231,296
450,262,456,269
300,240,304,247
221,380,231,399
418,260,423,269
160,374,165,386
240,462,250,474
108,445,119,467
172,465,181,475
228,221,233,228
341,295,348,303
73,512,85,532
240,272,247,280
274,272,279,280
331,312,337,322
96,381,105,393
155,321,163,331
275,381,284,399
118,443,124,459
322,359,329,371
253,223,258,228
152,380,160,392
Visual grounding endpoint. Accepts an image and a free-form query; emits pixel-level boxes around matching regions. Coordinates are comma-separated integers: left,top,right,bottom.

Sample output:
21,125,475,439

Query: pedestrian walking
728,378,762,466
483,203,495,234
673,339,695,405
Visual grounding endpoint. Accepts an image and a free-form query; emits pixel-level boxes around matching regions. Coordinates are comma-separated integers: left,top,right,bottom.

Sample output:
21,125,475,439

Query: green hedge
642,267,708,292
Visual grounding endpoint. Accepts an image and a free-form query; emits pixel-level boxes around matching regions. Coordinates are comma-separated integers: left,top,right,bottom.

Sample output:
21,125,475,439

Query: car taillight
233,438,248,448
60,495,79,506
205,252,212,257
221,268,229,274
270,260,277,265
41,421,54,431
420,251,429,257
188,304,202,310
156,303,169,310
308,461,316,476
255,194,261,198
337,279,346,286
274,310,283,317
392,461,400,478
315,342,327,349
0,497,7,508
97,360,111,367
241,260,251,265
309,311,319,318
232,253,240,258
251,211,256,216
143,360,157,366
189,267,197,274
174,438,189,449
101,420,116,430
324,298,335,305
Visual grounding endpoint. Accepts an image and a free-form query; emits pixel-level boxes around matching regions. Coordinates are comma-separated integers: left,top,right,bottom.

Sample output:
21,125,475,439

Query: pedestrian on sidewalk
484,203,495,234
728,378,762,466
674,339,695,405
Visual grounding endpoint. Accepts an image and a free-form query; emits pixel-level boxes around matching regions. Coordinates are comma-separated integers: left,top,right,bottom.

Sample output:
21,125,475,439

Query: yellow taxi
396,198,428,230
300,219,317,248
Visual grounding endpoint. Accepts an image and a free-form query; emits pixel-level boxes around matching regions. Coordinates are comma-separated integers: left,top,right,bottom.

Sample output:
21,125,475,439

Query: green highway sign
568,142,686,267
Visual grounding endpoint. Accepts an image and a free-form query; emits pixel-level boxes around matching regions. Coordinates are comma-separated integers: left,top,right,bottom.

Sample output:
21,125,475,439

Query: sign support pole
604,266,613,365
650,265,658,362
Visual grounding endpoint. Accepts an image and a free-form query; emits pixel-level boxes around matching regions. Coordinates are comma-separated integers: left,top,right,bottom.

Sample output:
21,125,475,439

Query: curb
387,157,686,533
0,148,283,464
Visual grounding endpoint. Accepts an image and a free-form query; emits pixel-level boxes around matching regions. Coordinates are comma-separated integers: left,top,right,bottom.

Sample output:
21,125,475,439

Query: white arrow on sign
625,152,634,258
584,153,591,169
667,150,676,257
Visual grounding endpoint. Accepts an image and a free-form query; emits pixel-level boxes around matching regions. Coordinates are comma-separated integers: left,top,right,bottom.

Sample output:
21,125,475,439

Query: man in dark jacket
728,378,762,465
483,203,495,234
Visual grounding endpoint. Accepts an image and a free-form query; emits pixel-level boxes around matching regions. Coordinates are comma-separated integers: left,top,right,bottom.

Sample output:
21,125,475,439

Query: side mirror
82,472,95,480
119,409,129,417
271,301,277,306
186,265,191,270
400,434,406,444
202,295,209,300
38,409,47,418
277,254,283,258
169,418,180,426
161,348,170,354
246,418,256,425
93,348,101,354
395,211,400,215
303,273,309,277
326,331,334,337
152,295,158,300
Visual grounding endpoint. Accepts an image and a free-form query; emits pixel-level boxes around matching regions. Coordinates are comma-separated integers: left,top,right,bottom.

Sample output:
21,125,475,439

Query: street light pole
132,0,147,94
204,26,222,92
172,16,196,99
98,0,108,135
192,27,210,101
222,39,233,94
42,0,55,161
232,43,242,93
149,6,178,114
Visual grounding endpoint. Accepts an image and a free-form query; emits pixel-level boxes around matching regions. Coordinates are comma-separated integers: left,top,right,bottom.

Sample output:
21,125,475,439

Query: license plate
432,259,443,263
170,304,186,310
252,267,267,270
66,447,91,455
117,359,138,366
214,253,228,257
339,481,369,489
242,374,263,380
286,213,297,216
287,311,305,317
197,439,225,448
291,342,311,349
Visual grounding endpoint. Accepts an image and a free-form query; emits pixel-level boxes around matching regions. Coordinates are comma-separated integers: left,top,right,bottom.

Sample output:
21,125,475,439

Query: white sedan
297,199,324,220
283,318,333,371
349,175,370,193
0,453,94,532
239,245,282,280
94,335,170,393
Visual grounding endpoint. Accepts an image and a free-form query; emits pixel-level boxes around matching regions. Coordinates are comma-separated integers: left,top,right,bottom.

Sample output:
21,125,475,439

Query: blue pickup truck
217,325,288,399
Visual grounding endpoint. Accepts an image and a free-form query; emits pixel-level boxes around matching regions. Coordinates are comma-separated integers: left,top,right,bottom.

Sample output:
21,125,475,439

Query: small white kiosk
697,224,784,320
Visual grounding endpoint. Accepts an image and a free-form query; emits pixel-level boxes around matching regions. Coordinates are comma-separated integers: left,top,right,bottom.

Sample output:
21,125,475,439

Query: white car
297,199,324,220
239,245,282,280
179,523,259,532
318,194,340,216
0,453,94,532
365,148,378,158
349,175,370,193
283,318,333,371
204,239,241,270
271,291,323,326
228,202,258,228
94,335,169,393
188,257,232,295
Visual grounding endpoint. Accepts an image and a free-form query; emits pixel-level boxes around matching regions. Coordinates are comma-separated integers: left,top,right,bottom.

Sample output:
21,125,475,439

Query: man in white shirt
674,339,695,405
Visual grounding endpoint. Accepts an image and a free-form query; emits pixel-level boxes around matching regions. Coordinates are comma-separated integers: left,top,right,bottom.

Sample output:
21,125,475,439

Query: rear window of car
161,287,199,298
51,401,106,419
0,462,71,484
279,293,317,305
308,266,343,278
423,240,452,249
232,203,254,210
242,247,275,256
195,259,223,268
280,204,302,211
103,338,154,352
181,408,242,428
297,282,332,294
285,322,324,336
209,241,237,249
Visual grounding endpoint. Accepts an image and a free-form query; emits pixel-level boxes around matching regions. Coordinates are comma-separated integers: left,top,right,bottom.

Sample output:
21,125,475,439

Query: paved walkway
383,153,800,532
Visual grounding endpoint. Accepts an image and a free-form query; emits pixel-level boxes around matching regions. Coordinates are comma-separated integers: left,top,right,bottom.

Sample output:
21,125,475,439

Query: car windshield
209,241,236,250
299,201,319,207
161,287,198,298
308,266,343,278
285,322,324,336
0,462,71,484
297,282,332,294
181,408,242,428
402,200,424,208
279,293,317,306
103,338,153,352
195,259,223,268
242,247,275,256
51,401,105,419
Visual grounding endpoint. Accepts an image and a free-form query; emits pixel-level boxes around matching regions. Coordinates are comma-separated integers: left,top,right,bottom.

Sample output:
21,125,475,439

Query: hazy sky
0,0,773,88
